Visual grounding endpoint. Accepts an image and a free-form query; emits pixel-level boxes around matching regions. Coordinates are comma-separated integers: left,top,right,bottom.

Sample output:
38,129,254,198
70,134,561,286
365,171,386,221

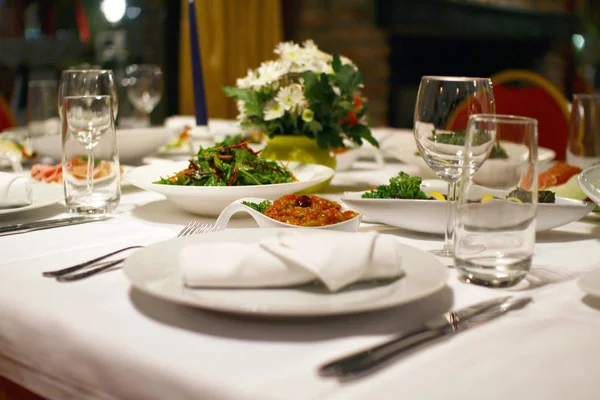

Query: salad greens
154,136,295,186
362,172,429,199
430,129,508,160
242,200,272,213
507,188,556,204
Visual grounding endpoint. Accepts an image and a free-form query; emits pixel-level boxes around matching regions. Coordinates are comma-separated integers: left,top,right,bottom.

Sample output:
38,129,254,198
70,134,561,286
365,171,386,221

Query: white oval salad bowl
215,197,362,232
124,161,335,216
341,179,594,235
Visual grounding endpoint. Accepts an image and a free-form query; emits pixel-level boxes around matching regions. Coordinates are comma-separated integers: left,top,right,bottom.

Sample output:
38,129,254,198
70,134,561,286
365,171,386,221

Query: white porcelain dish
335,144,384,171
371,129,556,183
215,197,362,232
0,181,63,215
122,228,448,317
578,164,600,206
578,268,600,298
341,179,595,235
31,127,176,164
124,161,335,216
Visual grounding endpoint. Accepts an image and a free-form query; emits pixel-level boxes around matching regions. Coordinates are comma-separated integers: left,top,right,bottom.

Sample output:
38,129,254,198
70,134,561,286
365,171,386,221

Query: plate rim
0,181,63,215
122,228,448,317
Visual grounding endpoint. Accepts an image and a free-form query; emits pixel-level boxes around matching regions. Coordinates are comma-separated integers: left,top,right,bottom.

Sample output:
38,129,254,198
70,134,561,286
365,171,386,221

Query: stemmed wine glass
58,70,118,211
414,76,496,257
125,64,163,125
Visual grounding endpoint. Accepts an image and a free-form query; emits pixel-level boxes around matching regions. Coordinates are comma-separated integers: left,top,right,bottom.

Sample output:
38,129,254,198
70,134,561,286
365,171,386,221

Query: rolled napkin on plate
180,231,404,292
0,173,33,209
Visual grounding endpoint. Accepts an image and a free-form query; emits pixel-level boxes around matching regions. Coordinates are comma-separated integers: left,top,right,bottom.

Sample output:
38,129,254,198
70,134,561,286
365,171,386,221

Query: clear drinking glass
58,69,118,122
567,93,600,169
454,114,538,288
28,80,60,138
125,64,163,126
62,95,120,214
414,76,496,257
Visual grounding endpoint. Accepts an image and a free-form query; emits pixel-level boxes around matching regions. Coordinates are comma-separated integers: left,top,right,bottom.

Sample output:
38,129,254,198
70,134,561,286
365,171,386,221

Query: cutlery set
3,215,532,378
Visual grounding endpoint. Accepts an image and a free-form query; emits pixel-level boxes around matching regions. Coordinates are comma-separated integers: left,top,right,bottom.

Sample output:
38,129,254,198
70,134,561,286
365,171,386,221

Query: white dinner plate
578,268,600,298
124,161,335,216
578,164,600,206
341,179,595,235
371,129,556,182
0,181,63,215
122,228,448,316
31,127,176,164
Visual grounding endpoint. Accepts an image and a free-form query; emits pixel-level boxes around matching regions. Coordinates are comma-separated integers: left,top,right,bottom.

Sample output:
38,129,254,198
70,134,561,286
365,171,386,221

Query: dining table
1,157,600,400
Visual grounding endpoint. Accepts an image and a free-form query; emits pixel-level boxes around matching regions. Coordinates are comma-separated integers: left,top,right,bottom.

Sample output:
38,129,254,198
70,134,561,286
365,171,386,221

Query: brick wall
287,0,390,126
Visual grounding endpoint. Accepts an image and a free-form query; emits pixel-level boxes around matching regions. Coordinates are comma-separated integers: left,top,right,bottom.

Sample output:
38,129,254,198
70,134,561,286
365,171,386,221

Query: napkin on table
0,172,32,209
180,231,404,292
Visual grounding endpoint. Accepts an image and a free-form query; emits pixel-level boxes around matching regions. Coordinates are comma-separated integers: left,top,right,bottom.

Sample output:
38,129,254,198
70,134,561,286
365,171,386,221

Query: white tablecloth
1,162,600,400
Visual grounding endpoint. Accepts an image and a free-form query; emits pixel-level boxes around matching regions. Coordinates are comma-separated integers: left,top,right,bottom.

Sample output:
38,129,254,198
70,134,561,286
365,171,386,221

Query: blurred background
0,0,598,130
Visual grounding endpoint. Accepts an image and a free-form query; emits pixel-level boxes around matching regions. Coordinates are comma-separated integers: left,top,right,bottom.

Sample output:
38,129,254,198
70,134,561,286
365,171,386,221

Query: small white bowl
215,197,362,232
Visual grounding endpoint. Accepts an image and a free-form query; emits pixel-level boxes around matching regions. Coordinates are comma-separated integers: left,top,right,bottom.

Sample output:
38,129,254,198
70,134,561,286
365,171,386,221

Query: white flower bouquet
223,40,378,149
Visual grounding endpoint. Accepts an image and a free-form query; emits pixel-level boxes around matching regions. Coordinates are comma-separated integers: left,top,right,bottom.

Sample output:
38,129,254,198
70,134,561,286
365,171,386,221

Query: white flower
236,100,246,121
264,100,285,121
302,39,318,52
302,109,314,122
275,84,305,112
236,69,257,89
255,60,288,88
275,41,303,63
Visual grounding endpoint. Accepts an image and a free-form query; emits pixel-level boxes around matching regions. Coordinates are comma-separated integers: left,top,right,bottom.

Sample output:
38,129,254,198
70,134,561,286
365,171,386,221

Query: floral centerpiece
223,40,378,151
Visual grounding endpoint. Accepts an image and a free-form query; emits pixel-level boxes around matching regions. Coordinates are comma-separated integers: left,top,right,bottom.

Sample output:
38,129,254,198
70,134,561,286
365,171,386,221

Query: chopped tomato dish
264,194,358,227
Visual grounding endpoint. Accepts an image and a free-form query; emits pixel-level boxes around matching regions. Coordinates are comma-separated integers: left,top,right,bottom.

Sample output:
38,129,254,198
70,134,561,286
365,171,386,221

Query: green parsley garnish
362,172,429,199
242,200,272,213
154,135,294,186
430,129,507,159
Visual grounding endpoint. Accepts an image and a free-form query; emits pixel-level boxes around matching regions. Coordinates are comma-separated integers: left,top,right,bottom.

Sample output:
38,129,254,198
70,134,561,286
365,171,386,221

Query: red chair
0,94,16,134
490,70,570,160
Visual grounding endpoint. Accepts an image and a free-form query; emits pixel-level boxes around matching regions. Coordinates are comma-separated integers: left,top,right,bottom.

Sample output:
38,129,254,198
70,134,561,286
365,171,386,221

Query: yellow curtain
179,0,282,119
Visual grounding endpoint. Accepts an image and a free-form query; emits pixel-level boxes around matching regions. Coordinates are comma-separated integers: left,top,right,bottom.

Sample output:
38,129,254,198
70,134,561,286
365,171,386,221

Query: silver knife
0,216,111,237
319,296,532,379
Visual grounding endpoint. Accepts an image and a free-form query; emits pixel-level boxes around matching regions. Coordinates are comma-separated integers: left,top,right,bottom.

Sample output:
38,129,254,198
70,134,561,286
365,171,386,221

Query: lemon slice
0,140,22,160
505,196,524,204
480,194,495,203
427,191,446,201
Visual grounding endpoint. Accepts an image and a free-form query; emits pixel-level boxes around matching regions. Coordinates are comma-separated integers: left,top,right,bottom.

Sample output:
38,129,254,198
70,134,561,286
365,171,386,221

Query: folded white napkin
0,173,33,209
180,231,404,292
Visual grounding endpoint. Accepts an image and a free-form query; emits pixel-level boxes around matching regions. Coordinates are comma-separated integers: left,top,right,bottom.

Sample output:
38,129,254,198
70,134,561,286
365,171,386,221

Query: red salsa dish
264,194,359,227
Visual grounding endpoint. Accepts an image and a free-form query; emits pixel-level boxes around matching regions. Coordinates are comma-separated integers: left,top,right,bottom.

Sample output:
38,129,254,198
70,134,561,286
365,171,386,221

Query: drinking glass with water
454,114,538,288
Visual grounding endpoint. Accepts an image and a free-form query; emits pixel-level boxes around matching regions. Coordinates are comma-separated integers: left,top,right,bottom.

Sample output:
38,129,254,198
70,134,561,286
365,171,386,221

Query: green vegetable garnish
362,172,429,199
154,135,295,186
242,200,272,213
506,188,556,203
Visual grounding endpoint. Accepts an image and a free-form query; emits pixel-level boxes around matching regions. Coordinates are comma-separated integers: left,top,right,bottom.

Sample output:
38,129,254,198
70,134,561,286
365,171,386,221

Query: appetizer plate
122,228,448,317
341,179,595,235
124,161,335,216
375,130,556,183
215,197,362,232
31,127,176,164
0,181,63,215
578,268,600,298
578,164,600,206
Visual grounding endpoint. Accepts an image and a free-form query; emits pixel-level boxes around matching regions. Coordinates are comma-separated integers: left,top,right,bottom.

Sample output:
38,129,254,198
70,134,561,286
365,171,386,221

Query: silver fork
43,222,219,282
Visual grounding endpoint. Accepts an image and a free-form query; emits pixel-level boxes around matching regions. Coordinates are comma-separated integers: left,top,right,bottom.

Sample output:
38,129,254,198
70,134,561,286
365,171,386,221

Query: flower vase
260,135,336,193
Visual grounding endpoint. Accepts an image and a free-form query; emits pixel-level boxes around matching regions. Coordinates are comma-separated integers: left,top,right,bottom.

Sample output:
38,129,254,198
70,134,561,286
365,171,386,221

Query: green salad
154,136,295,186
362,172,430,199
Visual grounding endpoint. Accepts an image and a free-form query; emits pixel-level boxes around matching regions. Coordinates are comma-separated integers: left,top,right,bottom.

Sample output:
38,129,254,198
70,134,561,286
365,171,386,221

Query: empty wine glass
414,76,496,257
567,93,600,169
125,64,163,125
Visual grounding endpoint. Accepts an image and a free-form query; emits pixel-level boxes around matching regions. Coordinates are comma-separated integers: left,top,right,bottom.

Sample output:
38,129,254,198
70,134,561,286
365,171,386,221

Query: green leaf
332,53,342,73
362,172,429,199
